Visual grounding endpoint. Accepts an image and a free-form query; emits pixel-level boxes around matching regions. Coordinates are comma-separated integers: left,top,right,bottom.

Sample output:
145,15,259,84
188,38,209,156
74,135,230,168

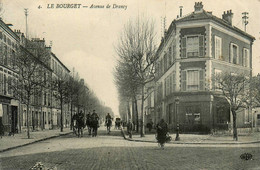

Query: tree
10,43,49,139
51,73,70,132
215,72,250,141
114,61,140,132
115,16,157,137
251,75,260,107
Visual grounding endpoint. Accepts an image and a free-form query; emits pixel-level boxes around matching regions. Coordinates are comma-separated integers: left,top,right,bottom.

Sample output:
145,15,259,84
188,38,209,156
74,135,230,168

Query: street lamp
175,97,180,141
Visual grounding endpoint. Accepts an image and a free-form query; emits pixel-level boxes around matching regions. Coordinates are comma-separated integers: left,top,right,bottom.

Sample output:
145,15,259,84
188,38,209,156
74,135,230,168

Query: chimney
180,6,183,17
194,2,203,12
222,10,233,25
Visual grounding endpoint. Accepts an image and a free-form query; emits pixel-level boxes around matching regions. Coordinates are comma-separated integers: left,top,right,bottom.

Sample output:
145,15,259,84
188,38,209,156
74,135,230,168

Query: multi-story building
0,17,71,134
154,2,255,132
0,19,20,134
50,52,70,129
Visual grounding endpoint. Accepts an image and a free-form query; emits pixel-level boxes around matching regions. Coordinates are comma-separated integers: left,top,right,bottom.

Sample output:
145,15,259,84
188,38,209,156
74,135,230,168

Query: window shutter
173,45,176,61
0,73,2,94
199,70,205,90
199,36,204,57
170,74,172,93
0,43,3,64
169,47,172,66
236,46,239,65
247,50,250,67
164,79,166,97
181,70,186,91
172,72,176,91
181,37,186,58
230,43,233,63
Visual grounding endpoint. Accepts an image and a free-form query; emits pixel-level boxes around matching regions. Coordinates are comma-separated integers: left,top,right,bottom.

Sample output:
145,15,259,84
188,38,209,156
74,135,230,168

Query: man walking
127,119,134,139
91,110,99,137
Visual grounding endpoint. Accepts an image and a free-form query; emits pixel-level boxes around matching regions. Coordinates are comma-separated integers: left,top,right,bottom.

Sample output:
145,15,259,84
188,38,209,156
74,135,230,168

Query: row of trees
9,39,113,138
114,17,157,137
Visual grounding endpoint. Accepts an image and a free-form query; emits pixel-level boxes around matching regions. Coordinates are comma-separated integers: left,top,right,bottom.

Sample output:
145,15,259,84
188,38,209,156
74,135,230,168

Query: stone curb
0,131,73,153
121,129,260,145
125,138,260,145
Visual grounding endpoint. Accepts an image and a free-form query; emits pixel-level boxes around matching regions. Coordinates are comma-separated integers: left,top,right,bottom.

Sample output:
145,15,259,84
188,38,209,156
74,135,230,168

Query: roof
51,52,70,73
0,19,20,41
175,10,255,40
156,10,255,58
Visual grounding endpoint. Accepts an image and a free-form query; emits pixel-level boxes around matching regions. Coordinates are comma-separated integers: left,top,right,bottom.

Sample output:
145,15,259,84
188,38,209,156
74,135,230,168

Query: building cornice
0,19,20,42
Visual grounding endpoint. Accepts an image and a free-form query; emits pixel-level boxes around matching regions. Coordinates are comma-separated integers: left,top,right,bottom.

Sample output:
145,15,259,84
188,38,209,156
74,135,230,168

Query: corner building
154,2,255,133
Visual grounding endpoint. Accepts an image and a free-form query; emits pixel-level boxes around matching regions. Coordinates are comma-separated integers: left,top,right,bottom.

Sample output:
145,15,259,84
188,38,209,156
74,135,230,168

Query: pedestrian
105,113,112,134
72,113,78,136
86,112,92,135
91,110,99,137
127,119,134,139
77,110,85,137
147,120,153,132
156,119,168,149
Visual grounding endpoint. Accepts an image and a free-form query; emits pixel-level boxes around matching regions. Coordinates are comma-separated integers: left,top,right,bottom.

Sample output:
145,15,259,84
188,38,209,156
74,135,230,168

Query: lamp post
175,97,180,141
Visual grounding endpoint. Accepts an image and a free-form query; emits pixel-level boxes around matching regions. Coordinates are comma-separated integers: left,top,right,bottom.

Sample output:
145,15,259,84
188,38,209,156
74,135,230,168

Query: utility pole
242,12,249,32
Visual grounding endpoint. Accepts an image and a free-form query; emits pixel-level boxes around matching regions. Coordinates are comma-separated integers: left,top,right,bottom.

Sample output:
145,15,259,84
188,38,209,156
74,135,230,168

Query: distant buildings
154,2,255,132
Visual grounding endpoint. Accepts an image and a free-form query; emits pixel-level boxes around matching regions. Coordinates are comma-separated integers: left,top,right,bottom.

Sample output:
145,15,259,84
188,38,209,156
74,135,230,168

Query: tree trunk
60,98,63,132
26,101,30,139
232,109,238,141
70,101,73,130
140,85,145,137
127,101,131,120
134,97,139,133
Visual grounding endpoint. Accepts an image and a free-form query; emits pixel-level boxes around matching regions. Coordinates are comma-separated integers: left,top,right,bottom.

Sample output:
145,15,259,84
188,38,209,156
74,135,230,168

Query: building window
243,48,249,67
215,36,222,60
181,69,204,91
214,69,222,90
187,70,199,90
168,46,172,66
244,108,250,123
172,71,176,92
181,35,204,58
164,53,167,72
185,105,201,124
187,36,199,57
230,43,239,64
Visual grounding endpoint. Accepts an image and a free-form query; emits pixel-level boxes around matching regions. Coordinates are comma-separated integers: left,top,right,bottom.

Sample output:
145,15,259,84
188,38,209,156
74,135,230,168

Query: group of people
72,110,100,137
73,110,171,149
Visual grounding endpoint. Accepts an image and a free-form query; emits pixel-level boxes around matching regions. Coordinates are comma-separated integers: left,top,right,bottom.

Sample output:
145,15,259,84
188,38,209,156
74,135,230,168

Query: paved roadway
0,128,260,170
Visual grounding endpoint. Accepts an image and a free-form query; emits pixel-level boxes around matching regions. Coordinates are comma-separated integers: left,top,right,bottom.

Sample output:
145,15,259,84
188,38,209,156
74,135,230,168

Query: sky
1,0,260,116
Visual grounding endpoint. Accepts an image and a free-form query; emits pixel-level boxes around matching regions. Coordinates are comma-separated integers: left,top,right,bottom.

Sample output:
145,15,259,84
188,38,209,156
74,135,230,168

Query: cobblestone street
1,129,260,170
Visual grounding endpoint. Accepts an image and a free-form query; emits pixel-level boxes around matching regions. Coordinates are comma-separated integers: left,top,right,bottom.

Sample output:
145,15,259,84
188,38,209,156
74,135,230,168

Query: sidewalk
0,128,72,153
123,130,260,145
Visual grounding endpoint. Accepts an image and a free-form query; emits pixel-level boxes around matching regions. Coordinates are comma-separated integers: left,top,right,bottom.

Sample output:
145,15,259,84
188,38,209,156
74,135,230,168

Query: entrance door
11,106,18,133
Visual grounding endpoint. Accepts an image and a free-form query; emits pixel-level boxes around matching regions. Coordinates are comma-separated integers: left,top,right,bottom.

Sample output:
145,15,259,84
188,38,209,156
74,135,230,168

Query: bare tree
10,44,49,139
251,75,260,107
215,72,250,141
115,16,157,137
114,61,140,131
51,73,70,132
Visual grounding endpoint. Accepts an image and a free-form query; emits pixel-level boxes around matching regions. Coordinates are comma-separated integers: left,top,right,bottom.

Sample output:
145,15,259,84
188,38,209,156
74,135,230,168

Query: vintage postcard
0,0,260,169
